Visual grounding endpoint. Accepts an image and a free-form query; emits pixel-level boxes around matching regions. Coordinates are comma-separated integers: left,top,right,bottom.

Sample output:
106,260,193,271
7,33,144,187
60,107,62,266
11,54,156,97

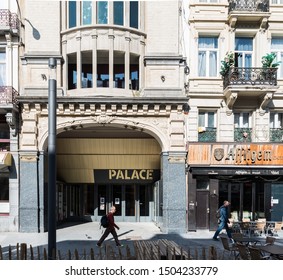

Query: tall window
235,37,253,67
114,51,125,88
67,53,77,89
0,50,6,86
97,1,108,24
97,50,109,88
68,1,76,28
81,51,92,88
114,1,124,26
82,1,92,25
130,1,139,29
198,37,218,77
271,37,283,78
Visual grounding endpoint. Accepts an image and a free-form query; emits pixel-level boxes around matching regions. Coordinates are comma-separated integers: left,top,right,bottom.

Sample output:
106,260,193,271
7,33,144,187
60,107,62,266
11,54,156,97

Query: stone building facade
3,0,189,233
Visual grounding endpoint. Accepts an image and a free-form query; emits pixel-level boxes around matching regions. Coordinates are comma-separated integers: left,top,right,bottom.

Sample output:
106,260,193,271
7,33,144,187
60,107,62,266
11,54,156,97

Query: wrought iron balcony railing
270,128,283,142
0,9,20,33
234,128,252,142
0,86,19,105
198,127,217,142
228,0,269,13
223,67,278,89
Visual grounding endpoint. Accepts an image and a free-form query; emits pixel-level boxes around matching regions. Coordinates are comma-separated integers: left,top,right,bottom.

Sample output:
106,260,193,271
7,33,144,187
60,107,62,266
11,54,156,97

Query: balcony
0,86,19,106
223,67,278,89
198,127,217,142
222,67,278,112
228,0,270,29
270,128,283,142
0,9,20,35
234,128,252,142
228,0,269,13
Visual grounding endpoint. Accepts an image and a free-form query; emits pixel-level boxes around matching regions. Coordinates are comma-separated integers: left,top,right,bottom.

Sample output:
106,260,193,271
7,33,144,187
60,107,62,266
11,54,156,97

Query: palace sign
94,169,160,183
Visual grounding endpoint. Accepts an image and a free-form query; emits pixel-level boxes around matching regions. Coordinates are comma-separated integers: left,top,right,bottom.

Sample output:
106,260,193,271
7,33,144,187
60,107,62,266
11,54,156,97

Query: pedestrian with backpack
212,200,232,241
97,206,123,247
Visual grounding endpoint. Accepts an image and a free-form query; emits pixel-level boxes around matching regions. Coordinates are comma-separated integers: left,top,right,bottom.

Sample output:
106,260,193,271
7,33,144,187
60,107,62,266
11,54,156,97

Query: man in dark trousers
97,206,123,247
212,200,232,241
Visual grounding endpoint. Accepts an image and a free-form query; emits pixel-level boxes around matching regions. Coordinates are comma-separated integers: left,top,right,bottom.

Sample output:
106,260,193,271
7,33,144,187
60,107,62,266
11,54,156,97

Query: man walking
212,200,232,241
97,206,123,247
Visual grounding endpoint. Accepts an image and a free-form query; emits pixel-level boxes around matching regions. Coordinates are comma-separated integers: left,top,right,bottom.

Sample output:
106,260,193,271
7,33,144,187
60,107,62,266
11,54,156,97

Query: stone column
19,151,43,232
160,151,187,234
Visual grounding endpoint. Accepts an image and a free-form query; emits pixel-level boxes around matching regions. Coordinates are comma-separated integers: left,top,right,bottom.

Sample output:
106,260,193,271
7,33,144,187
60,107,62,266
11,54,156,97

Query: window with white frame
198,111,215,128
271,37,283,78
234,112,250,128
198,36,218,77
270,112,283,128
0,49,6,87
271,0,283,4
235,37,253,68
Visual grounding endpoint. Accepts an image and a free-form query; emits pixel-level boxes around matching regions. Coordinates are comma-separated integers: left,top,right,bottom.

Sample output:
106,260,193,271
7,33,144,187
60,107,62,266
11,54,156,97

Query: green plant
220,51,234,76
261,53,281,68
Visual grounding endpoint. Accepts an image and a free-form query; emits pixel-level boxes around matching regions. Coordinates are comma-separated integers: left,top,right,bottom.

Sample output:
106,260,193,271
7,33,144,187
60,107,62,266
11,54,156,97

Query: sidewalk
0,222,282,260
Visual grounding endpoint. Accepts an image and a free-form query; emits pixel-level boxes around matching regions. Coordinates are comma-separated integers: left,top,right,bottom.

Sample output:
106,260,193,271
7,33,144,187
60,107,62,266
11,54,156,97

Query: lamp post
48,58,57,259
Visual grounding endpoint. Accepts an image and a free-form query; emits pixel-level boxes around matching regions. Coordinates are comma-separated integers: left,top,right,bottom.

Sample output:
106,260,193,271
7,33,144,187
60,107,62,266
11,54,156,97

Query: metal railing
269,128,283,142
234,128,252,142
0,86,19,105
198,127,217,142
223,67,278,89
0,9,20,33
228,0,269,13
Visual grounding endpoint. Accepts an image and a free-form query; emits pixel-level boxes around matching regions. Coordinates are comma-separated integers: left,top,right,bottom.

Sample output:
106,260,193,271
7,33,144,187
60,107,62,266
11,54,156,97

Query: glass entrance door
96,183,152,222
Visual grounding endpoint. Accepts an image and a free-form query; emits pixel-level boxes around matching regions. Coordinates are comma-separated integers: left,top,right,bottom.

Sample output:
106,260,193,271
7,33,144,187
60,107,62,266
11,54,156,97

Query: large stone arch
38,115,170,152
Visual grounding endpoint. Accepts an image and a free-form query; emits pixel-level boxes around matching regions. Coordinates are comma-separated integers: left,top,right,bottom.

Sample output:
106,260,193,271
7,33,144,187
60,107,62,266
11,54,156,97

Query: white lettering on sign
108,169,154,180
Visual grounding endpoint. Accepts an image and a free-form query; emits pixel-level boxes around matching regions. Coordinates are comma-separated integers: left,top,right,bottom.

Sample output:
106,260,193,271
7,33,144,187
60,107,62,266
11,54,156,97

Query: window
114,1,124,26
0,50,6,86
97,50,109,88
97,1,108,24
270,112,283,128
234,113,251,142
82,1,92,25
114,51,125,88
0,176,9,201
81,51,92,88
130,1,139,29
271,0,283,4
198,111,216,142
68,1,76,28
67,53,77,89
271,37,283,78
234,112,250,128
199,111,215,128
130,53,139,90
235,37,253,67
198,37,218,77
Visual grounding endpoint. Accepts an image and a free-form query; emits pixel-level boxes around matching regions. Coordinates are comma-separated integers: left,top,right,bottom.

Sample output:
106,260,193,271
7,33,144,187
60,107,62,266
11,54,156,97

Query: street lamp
48,58,57,260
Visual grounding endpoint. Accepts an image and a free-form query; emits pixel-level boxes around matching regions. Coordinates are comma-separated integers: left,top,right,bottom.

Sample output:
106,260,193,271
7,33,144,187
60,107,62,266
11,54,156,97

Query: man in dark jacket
212,200,232,241
97,206,123,247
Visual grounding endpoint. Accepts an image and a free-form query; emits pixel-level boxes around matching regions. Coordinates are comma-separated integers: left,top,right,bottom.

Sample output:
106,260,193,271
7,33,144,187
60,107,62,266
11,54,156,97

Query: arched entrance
55,125,162,223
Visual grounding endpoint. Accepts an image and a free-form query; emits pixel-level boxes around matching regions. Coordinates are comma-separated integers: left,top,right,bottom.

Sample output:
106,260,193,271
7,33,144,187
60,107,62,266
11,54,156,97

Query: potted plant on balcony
220,51,235,77
261,53,281,83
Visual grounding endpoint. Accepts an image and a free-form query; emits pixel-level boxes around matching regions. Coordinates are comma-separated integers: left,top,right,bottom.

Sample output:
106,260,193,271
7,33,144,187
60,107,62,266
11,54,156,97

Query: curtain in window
198,51,206,77
198,37,218,77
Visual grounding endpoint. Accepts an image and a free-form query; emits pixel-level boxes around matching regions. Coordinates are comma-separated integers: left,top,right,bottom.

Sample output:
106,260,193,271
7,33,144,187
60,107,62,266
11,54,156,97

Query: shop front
187,143,283,231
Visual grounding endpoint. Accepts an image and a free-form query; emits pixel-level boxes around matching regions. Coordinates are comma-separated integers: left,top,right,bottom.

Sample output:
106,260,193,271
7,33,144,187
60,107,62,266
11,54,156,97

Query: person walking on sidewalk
212,200,232,241
97,206,123,247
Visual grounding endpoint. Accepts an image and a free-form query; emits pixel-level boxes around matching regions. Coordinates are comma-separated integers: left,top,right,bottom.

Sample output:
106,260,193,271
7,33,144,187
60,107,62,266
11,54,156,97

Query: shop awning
0,152,12,170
